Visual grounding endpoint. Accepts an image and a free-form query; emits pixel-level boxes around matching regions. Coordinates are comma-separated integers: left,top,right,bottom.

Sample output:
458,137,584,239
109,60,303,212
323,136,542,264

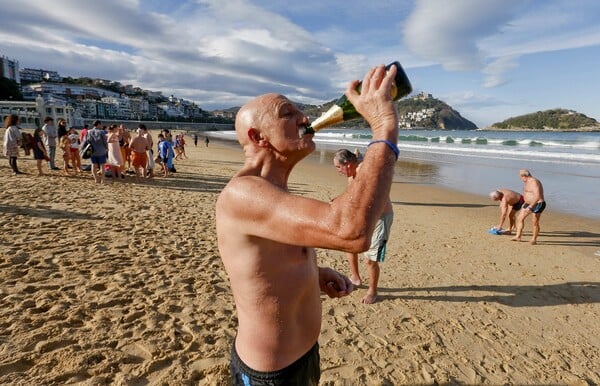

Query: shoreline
207,134,600,220
1,139,599,384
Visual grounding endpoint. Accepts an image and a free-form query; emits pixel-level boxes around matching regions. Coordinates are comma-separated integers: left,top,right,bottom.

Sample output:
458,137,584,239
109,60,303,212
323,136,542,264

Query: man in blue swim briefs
512,169,547,245
489,188,525,234
216,64,400,385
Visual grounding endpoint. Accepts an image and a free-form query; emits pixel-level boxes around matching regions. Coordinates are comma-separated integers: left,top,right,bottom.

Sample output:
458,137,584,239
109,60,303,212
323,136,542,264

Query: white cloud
483,55,519,88
404,0,600,92
403,0,522,71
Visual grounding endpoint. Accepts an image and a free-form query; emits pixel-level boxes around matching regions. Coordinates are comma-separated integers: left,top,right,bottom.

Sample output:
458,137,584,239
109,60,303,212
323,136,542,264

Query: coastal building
399,107,436,128
212,110,236,119
0,55,20,83
3,54,227,126
19,68,61,83
21,82,120,101
0,95,83,129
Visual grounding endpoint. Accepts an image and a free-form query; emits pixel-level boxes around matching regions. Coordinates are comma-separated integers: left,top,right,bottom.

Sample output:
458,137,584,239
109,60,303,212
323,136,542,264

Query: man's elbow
344,235,372,253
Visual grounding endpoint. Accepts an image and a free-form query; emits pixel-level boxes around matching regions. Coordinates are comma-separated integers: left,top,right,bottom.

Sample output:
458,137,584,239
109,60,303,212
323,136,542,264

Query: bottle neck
308,104,344,132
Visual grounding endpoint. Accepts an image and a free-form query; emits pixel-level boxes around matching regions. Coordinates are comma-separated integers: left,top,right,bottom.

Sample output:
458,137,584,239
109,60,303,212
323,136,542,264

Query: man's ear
247,128,269,147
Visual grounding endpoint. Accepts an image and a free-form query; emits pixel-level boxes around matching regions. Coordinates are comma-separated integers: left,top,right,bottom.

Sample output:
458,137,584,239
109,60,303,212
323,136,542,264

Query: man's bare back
129,134,148,153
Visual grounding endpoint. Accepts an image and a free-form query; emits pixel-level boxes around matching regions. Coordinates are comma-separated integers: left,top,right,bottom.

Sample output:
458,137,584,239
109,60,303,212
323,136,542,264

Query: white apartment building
0,95,83,129
21,82,120,101
19,68,61,83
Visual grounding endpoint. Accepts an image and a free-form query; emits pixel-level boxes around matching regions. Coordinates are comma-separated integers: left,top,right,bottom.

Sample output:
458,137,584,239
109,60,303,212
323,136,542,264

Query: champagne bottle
304,61,412,134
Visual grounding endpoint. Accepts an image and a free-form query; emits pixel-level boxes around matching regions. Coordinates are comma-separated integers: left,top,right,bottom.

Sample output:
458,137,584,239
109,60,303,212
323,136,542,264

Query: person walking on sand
118,124,131,175
41,116,59,170
57,119,68,140
3,114,25,175
68,127,82,173
333,148,394,304
512,169,546,245
59,133,73,176
217,64,400,384
129,126,149,181
106,125,124,180
157,133,174,177
489,188,525,234
140,124,154,178
32,128,49,176
86,120,108,184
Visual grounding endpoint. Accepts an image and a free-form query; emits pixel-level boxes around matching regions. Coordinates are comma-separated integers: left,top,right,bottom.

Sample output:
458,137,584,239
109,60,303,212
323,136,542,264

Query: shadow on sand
378,282,600,307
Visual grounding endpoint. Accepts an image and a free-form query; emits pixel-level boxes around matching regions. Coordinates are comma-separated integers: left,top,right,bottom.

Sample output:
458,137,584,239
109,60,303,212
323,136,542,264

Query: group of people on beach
489,169,546,245
2,114,192,183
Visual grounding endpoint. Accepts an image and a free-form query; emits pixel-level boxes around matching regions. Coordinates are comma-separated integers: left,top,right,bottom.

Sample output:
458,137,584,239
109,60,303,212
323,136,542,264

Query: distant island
484,109,600,131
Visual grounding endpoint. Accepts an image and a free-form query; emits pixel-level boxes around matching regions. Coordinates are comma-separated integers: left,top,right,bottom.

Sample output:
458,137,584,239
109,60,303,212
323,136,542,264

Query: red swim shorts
132,151,148,168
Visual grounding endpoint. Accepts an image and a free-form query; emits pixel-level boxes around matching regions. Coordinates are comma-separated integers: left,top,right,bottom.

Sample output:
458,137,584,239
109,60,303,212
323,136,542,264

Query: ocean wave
206,130,599,165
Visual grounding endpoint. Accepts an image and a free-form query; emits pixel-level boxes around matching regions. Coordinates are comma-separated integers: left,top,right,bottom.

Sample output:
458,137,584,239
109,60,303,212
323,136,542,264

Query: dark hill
302,94,478,130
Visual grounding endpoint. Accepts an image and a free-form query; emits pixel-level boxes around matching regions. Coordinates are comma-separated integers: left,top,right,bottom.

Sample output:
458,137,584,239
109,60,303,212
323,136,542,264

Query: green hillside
490,109,600,131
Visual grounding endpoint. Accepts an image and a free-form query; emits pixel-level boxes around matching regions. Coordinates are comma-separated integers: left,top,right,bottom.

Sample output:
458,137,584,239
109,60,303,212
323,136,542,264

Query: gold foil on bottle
309,105,344,131
390,82,398,100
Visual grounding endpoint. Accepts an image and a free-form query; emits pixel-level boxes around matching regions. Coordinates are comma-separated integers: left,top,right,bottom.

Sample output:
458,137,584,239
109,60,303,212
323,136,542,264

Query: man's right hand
345,64,399,140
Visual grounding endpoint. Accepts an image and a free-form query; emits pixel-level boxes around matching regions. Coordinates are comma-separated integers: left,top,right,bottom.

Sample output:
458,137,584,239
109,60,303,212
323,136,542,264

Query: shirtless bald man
511,169,546,245
216,64,400,385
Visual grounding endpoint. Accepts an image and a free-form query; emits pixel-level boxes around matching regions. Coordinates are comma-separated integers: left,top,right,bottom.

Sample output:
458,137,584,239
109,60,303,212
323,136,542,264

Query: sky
1,0,599,128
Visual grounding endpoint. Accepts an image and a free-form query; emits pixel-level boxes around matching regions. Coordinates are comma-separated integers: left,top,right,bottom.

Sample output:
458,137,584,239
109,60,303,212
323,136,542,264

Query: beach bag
80,142,92,159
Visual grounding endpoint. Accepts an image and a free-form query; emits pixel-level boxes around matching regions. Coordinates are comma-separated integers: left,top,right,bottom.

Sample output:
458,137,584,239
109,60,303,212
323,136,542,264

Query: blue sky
1,0,599,127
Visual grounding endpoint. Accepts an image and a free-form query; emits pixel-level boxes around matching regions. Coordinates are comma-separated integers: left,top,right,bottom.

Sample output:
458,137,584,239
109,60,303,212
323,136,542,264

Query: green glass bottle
304,61,412,134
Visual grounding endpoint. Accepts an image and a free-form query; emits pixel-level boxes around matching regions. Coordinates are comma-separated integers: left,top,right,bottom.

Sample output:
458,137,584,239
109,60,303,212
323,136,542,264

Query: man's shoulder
219,175,275,204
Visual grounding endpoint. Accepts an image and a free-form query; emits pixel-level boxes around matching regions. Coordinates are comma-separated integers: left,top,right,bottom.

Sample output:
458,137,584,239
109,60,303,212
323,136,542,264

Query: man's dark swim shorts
523,201,546,213
513,195,525,211
230,342,320,386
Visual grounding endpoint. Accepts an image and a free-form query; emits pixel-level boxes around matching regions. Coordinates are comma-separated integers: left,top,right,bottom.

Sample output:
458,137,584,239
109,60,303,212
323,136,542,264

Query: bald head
235,93,286,145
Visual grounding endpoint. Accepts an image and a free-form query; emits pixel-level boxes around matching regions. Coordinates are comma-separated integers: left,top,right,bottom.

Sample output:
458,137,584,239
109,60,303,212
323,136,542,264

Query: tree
0,77,23,100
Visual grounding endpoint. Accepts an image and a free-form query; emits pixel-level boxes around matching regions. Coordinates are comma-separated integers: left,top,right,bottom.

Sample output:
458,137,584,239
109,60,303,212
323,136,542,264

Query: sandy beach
1,136,599,385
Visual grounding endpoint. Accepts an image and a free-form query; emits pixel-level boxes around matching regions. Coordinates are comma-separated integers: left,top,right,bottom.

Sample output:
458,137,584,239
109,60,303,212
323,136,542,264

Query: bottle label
390,83,398,100
310,105,344,131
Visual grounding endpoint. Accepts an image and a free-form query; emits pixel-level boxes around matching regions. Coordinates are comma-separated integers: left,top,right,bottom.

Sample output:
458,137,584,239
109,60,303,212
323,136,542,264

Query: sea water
207,129,600,219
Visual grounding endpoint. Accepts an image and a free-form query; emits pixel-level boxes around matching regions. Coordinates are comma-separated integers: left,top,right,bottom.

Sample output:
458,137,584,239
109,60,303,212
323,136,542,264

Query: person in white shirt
3,114,24,175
